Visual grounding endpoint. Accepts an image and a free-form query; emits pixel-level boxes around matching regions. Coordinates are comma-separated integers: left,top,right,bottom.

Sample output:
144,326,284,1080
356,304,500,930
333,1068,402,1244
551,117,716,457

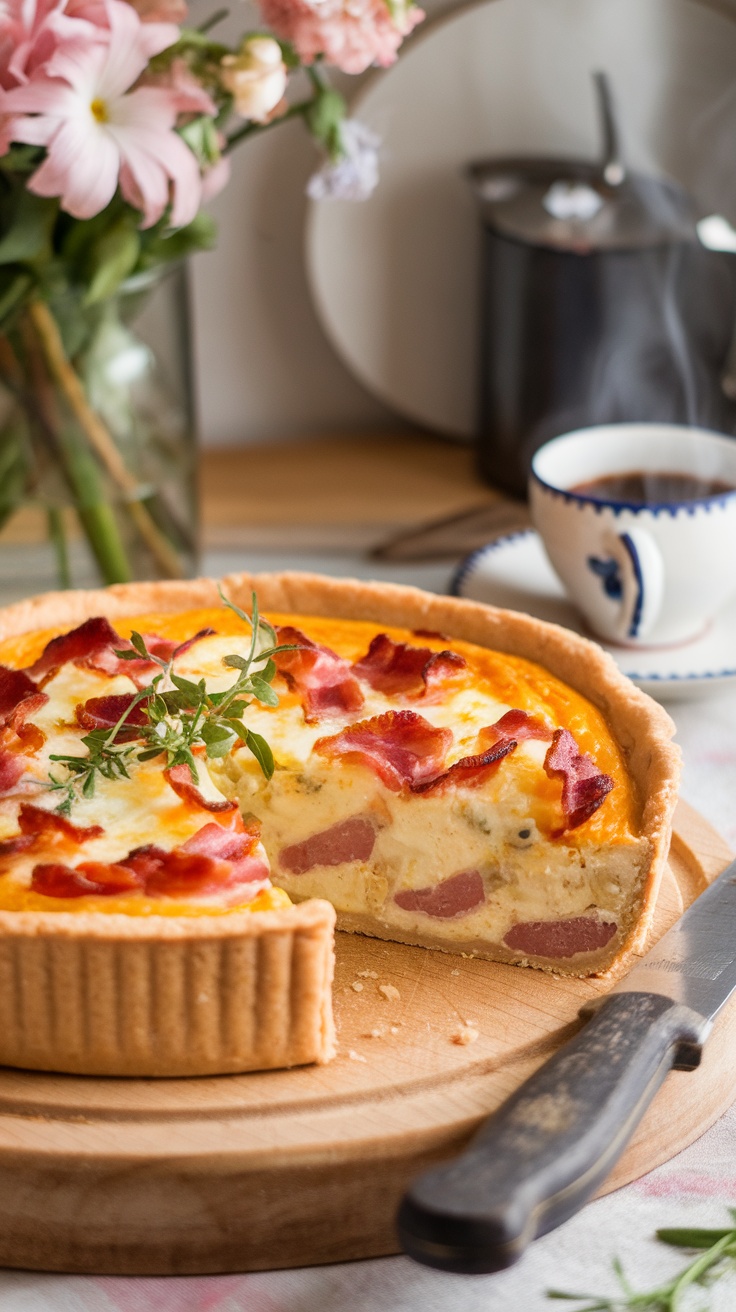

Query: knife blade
397,852,736,1275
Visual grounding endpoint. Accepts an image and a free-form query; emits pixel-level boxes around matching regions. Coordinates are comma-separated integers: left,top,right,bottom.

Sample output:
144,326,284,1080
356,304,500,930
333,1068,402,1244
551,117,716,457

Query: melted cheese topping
0,607,640,920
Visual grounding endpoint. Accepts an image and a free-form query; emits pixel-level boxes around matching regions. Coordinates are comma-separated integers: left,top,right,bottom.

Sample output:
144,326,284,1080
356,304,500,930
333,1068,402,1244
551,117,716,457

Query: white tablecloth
3,551,736,1310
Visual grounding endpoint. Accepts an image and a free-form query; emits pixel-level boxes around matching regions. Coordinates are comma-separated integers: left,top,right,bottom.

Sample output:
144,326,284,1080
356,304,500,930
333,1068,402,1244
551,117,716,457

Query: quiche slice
0,572,679,1077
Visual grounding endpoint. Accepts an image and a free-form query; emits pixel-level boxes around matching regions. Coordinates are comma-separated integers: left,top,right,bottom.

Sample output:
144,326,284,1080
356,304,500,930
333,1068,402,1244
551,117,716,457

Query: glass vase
0,265,198,605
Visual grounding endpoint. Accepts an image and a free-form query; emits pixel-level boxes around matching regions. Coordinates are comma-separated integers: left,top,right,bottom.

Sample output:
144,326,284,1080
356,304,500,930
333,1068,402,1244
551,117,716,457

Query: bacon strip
477,708,553,749
394,869,485,918
28,617,215,687
0,666,48,725
504,916,617,958
279,816,377,875
410,738,516,795
0,753,25,796
0,667,49,795
353,634,466,698
31,863,129,898
543,728,614,830
97,629,216,687
410,709,551,796
274,625,364,722
18,803,104,843
76,694,148,736
30,822,268,900
0,803,104,859
314,710,452,792
165,762,239,816
29,617,127,680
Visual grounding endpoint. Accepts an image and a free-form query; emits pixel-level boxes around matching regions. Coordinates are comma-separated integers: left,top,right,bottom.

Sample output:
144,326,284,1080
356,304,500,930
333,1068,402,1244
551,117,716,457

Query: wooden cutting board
0,798,731,1276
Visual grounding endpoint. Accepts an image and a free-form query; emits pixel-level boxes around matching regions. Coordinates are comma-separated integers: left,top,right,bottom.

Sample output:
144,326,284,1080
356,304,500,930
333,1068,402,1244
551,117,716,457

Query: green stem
46,506,71,589
198,6,228,31
224,98,314,153
16,310,135,586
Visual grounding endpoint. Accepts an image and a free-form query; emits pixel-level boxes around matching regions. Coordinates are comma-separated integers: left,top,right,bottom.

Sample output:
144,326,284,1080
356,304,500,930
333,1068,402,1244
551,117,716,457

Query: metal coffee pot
468,74,736,498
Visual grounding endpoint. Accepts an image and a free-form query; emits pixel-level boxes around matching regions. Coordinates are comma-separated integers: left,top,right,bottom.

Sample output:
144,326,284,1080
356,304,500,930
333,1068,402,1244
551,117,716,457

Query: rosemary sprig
547,1210,736,1311
47,590,297,815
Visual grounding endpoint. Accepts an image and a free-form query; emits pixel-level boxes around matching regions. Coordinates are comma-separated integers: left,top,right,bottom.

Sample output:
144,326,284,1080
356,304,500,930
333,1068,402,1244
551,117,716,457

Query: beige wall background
188,0,736,449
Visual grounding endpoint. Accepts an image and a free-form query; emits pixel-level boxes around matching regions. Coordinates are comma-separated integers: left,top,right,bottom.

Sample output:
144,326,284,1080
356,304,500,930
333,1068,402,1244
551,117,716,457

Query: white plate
451,529,736,699
306,0,736,440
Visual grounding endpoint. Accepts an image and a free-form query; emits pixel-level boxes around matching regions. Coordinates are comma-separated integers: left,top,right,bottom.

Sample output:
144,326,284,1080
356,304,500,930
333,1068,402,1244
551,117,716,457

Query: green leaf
138,211,217,270
306,87,347,158
243,728,274,779
222,654,249,671
221,699,248,718
0,188,58,265
0,145,45,174
137,746,165,762
204,733,236,759
129,631,150,659
83,216,141,304
250,676,279,707
656,1228,734,1250
170,672,203,698
201,721,234,745
0,267,33,325
178,115,221,167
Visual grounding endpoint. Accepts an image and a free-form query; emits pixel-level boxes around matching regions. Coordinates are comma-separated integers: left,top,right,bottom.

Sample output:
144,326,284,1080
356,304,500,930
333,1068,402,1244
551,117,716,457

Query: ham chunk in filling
279,816,377,875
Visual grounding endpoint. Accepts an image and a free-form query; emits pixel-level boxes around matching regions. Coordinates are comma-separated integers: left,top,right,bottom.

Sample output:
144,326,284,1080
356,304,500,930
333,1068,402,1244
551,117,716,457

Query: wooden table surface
200,432,500,551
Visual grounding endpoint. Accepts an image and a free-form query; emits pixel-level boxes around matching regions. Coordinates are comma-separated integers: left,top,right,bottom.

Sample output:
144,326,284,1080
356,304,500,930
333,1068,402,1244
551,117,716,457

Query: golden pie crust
0,571,679,1076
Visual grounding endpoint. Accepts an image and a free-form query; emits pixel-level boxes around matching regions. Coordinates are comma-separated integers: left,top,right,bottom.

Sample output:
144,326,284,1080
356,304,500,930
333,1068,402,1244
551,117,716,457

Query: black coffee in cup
569,471,736,505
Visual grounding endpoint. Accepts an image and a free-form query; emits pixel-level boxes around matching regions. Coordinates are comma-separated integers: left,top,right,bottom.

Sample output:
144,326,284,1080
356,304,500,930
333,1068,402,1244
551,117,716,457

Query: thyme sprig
47,590,296,816
547,1210,736,1311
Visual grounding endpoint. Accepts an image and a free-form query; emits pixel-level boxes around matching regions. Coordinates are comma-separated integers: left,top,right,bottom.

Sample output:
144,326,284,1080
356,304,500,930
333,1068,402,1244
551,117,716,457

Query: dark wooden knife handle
397,991,710,1274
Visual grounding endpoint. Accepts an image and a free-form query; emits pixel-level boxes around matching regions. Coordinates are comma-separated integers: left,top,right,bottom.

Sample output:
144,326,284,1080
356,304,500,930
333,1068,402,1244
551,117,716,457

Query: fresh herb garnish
547,1210,736,1310
48,590,297,816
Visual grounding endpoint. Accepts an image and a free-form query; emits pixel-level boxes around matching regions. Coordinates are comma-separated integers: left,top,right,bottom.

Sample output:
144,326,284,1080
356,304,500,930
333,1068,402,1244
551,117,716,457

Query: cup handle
586,528,665,642
609,528,665,642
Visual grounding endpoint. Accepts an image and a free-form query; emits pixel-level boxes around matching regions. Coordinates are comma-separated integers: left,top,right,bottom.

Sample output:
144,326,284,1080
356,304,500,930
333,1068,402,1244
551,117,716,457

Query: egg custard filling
0,599,646,973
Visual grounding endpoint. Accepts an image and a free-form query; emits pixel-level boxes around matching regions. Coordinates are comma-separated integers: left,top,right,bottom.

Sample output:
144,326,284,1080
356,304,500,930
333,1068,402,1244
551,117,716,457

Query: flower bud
221,37,288,123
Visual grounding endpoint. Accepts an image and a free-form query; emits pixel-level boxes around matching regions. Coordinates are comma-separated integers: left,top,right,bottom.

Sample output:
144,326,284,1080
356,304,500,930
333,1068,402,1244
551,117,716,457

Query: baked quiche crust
0,572,679,1076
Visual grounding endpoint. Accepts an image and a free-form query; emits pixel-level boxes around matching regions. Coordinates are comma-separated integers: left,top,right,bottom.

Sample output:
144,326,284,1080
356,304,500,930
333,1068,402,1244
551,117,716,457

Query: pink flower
257,0,424,75
0,0,105,90
141,56,216,118
4,0,202,227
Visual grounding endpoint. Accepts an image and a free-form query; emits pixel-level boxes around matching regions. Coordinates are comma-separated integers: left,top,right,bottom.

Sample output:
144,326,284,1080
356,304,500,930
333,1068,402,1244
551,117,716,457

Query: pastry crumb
351,981,364,992
452,1025,479,1046
357,969,378,979
364,1027,384,1039
450,969,460,976
390,1025,400,1034
347,1049,367,1062
379,983,400,1001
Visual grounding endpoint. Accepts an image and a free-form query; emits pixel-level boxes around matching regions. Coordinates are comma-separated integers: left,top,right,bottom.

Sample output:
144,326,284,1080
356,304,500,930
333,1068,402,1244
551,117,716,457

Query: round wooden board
0,799,731,1276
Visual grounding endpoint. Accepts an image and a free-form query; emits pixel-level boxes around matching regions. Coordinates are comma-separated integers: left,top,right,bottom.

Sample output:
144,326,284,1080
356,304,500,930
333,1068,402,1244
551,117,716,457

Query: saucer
451,530,736,700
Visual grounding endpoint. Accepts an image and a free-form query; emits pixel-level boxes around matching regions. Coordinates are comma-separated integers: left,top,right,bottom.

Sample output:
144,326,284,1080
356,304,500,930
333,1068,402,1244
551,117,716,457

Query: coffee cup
529,423,736,647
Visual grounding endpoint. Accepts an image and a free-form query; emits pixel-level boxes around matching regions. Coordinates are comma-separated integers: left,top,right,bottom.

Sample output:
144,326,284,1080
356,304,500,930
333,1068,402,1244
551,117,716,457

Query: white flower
306,119,380,202
220,36,287,123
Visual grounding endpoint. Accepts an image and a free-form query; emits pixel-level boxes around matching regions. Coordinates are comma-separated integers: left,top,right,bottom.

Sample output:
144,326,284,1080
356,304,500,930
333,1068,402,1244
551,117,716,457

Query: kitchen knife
397,853,736,1274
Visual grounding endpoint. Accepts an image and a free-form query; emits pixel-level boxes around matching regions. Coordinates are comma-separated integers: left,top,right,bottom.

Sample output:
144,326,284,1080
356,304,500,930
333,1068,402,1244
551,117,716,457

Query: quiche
0,572,679,1077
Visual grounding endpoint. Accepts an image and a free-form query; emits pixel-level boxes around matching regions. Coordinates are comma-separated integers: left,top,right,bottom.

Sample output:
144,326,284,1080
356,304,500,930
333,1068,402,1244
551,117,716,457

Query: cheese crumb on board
351,981,364,992
378,983,400,1001
452,1025,479,1046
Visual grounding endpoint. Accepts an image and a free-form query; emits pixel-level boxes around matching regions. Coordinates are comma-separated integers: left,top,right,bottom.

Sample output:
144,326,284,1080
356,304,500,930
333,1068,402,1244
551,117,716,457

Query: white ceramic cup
529,424,736,647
